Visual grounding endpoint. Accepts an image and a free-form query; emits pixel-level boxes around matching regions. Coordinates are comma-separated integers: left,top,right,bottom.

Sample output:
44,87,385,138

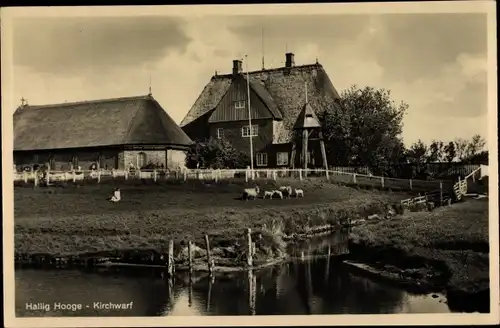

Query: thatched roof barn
13,94,192,171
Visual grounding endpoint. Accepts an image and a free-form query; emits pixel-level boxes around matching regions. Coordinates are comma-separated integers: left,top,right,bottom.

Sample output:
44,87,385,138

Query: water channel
15,231,451,316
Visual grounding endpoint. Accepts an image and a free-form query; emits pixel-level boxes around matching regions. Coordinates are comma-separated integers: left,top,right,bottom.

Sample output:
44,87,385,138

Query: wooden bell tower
290,83,328,176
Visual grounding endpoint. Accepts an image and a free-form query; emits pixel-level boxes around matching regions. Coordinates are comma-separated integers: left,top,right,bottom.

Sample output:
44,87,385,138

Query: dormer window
234,100,246,110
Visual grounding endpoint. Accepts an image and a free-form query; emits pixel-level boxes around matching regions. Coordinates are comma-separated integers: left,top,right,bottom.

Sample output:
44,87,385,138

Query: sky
9,9,490,147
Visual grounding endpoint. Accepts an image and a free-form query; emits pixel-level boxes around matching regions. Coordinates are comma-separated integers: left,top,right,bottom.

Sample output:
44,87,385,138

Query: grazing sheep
263,190,274,199
242,186,260,201
272,190,284,199
279,186,293,199
294,188,304,198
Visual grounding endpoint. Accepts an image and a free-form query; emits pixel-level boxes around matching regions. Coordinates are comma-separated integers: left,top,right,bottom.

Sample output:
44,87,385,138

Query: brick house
180,53,341,168
13,94,193,171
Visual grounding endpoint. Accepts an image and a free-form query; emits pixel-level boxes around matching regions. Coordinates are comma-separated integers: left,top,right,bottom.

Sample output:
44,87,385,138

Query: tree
454,138,469,161
319,85,408,175
406,139,428,164
185,138,250,169
427,140,445,162
443,141,456,163
465,134,486,159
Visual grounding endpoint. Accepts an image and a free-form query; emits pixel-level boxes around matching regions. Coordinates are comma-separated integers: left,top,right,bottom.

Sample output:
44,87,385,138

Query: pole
245,55,254,179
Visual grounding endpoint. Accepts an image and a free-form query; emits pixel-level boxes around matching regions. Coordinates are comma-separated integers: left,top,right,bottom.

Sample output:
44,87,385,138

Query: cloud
10,12,489,147
13,16,192,76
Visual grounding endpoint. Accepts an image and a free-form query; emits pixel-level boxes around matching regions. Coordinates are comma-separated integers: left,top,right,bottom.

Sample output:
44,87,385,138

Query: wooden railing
14,167,452,193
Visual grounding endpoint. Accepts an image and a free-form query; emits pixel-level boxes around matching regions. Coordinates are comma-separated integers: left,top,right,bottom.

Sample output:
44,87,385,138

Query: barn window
234,100,246,109
256,153,268,167
277,152,289,166
71,156,79,170
98,154,105,169
242,124,258,137
137,152,147,169
49,155,56,170
216,128,224,139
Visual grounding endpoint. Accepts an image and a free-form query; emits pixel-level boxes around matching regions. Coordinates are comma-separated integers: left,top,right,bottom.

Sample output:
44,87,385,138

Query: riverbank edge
345,240,490,313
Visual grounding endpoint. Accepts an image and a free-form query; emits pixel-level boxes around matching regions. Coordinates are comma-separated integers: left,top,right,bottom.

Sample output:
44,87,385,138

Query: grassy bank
348,197,490,311
14,179,406,263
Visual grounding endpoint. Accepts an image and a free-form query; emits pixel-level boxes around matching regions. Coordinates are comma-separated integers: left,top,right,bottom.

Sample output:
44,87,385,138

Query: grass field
14,178,408,257
349,198,490,301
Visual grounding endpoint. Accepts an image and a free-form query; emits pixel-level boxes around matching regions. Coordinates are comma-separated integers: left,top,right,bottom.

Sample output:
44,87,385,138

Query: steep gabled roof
181,62,341,143
245,77,283,119
14,95,193,151
294,102,321,130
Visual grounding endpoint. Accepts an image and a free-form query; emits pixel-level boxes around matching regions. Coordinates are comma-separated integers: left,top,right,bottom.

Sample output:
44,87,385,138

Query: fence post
381,177,385,188
183,169,187,181
188,240,193,274
205,235,214,274
325,169,329,181
46,167,50,185
299,169,303,181
409,179,413,191
440,181,443,206
153,169,157,182
97,170,101,183
125,170,128,180
167,240,174,277
273,170,277,181
353,173,357,184
34,171,39,187
247,228,253,267
23,172,28,183
245,169,249,183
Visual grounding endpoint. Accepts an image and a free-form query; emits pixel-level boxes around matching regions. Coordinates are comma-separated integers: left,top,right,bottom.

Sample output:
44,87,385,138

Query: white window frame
277,152,289,166
137,152,147,169
216,128,224,139
234,100,246,109
256,153,268,167
241,124,258,137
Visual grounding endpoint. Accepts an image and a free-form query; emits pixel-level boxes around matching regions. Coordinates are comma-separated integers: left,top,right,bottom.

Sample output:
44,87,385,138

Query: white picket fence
14,167,452,193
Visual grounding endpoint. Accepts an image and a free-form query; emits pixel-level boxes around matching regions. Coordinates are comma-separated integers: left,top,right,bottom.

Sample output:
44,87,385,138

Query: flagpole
245,55,254,179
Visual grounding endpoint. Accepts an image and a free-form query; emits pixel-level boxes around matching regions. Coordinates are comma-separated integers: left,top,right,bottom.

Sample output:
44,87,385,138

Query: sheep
242,186,260,201
272,190,284,199
294,188,304,198
263,190,274,199
279,186,293,199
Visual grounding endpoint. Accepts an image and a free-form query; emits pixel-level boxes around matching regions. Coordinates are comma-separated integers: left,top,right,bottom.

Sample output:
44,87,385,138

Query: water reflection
15,233,451,316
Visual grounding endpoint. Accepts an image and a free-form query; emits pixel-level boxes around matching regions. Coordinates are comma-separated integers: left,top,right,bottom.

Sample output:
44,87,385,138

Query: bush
185,138,250,169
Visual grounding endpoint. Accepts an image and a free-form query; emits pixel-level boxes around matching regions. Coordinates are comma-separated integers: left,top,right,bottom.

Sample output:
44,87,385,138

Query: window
277,152,289,166
137,152,147,169
256,153,268,167
234,100,246,109
242,124,258,137
71,156,79,169
98,154,105,169
216,128,224,139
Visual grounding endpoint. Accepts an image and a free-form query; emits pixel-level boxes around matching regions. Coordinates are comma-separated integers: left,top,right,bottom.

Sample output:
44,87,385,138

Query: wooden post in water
247,228,253,267
205,235,214,274
206,273,215,313
324,245,331,283
188,273,193,308
440,181,444,206
167,240,174,277
188,240,193,274
248,269,257,315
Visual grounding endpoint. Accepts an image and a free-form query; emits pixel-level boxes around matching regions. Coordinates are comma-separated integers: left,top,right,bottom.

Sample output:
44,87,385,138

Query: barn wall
122,150,167,169
14,148,120,171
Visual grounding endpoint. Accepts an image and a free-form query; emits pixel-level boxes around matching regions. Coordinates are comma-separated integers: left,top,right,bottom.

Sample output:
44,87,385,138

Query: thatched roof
14,95,193,151
180,59,341,143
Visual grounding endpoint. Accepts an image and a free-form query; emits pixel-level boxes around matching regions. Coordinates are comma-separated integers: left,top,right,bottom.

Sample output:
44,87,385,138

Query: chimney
285,52,295,68
232,59,243,75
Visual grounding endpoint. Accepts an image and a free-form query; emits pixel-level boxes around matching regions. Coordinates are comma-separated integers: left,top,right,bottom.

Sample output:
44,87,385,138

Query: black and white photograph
1,2,498,327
